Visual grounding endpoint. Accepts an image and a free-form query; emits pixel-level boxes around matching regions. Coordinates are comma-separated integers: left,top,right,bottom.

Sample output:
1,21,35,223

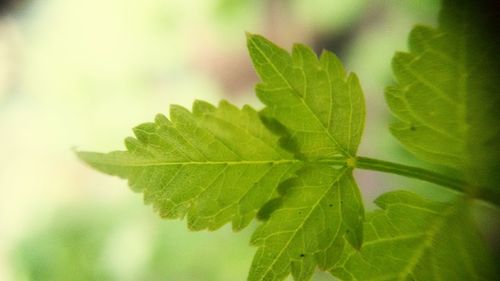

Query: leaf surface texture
386,0,500,197
247,34,364,160
78,101,300,231
331,191,496,281
246,34,365,281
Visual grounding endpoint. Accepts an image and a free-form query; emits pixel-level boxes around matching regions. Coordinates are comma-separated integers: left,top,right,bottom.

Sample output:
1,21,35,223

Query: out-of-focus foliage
387,0,500,200
13,204,256,281
291,0,367,32
14,209,115,281
331,191,496,280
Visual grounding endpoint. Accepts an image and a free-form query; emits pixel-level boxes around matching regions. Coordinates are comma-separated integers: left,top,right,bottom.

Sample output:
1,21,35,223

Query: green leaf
78,100,301,231
247,33,365,160
243,34,367,280
249,166,363,281
80,35,367,281
330,191,497,280
386,0,500,194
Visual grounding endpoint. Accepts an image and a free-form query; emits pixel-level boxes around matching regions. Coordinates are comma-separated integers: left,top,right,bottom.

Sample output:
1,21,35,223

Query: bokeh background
1,0,496,280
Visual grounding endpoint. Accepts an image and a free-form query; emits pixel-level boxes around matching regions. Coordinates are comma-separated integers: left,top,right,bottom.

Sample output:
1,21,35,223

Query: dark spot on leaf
277,178,297,195
329,204,333,207
279,136,302,157
259,113,288,136
300,254,305,257
410,125,416,131
256,198,282,220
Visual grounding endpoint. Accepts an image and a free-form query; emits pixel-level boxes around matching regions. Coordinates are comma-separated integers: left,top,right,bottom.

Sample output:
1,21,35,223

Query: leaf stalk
354,156,499,209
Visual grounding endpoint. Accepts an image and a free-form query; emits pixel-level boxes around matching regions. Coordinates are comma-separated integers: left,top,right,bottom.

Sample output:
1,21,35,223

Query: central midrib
398,203,458,279
98,159,302,167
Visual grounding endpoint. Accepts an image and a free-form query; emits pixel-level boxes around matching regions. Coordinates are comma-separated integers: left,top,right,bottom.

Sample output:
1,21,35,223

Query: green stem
355,156,465,191
355,156,499,209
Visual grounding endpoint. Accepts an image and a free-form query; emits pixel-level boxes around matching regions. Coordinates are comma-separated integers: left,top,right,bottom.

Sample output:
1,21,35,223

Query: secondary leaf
78,100,301,231
330,191,497,280
249,166,362,281
386,0,500,196
247,33,365,160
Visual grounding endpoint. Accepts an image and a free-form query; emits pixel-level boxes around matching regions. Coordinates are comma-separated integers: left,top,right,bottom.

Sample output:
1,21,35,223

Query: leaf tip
154,113,170,126
192,99,216,115
245,31,254,39
74,149,90,163
245,31,261,45
75,150,104,170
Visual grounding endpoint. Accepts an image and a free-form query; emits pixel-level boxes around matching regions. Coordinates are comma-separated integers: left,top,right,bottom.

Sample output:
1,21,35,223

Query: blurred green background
5,0,488,280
